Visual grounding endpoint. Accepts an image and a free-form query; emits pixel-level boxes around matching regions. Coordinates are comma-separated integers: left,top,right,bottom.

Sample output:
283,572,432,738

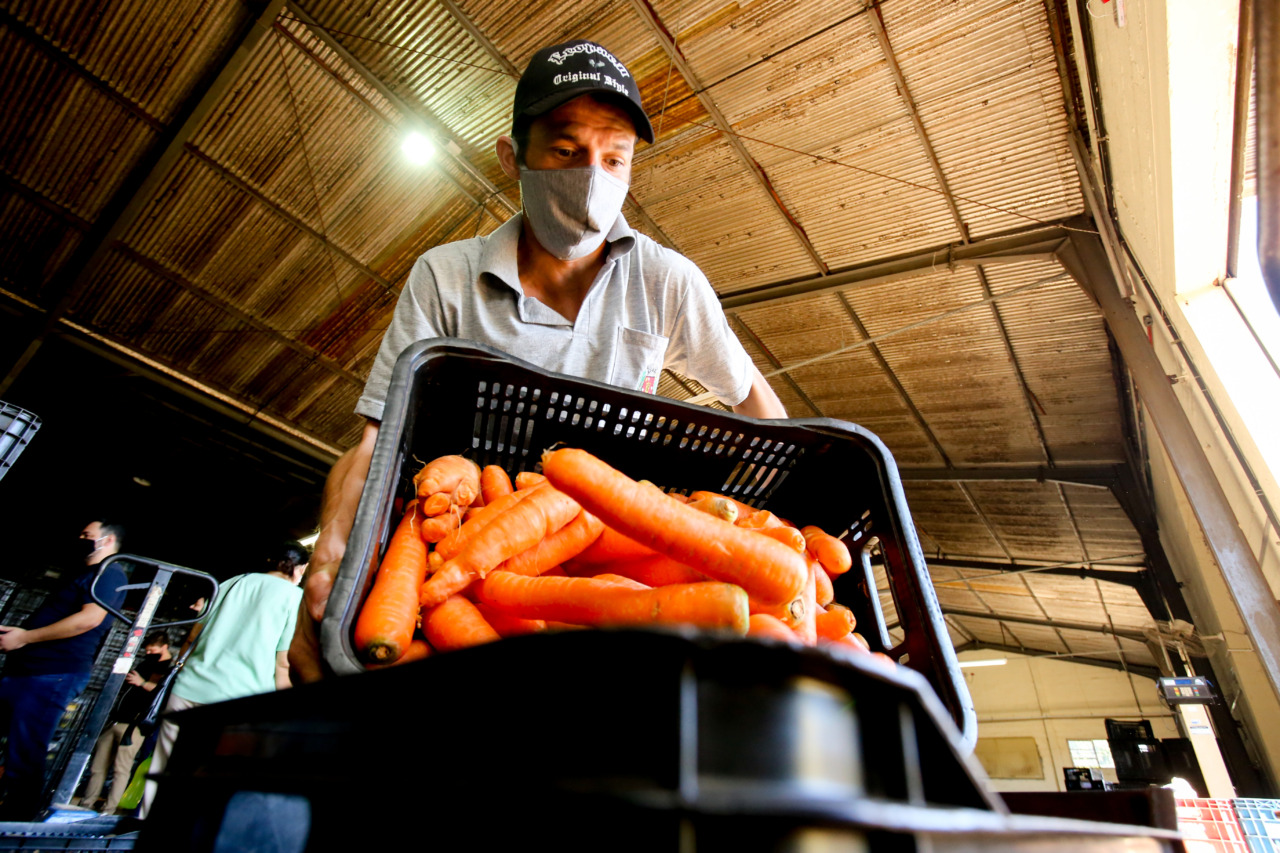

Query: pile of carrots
352,448,892,669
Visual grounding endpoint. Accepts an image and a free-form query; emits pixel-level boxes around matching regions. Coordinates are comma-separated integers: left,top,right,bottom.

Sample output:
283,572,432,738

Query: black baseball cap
512,40,655,144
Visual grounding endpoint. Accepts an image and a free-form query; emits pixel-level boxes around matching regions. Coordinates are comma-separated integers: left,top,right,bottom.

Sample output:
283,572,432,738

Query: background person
77,630,173,814
0,520,128,820
290,39,788,682
140,540,307,817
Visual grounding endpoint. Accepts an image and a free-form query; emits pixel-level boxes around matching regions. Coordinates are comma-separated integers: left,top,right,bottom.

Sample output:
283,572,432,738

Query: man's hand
289,420,380,683
0,626,28,651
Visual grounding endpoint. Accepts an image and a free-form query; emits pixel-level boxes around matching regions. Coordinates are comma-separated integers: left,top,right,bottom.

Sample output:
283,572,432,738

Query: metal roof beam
727,314,823,417
899,463,1119,485
942,608,1148,642
720,222,1069,310
625,0,830,275
1056,202,1280,718
0,0,288,397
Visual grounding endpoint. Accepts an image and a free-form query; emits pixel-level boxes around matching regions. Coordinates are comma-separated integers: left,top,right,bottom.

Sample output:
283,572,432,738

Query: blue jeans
0,670,90,819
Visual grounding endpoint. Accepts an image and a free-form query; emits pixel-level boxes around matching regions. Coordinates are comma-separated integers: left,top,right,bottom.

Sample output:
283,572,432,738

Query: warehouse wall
961,651,1177,793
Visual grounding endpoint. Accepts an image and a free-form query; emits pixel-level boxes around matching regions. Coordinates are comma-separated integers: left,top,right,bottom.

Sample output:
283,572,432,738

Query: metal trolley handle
90,552,220,631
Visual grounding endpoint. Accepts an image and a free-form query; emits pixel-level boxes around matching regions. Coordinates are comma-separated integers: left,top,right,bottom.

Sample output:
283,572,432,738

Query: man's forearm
312,420,380,568
732,366,788,419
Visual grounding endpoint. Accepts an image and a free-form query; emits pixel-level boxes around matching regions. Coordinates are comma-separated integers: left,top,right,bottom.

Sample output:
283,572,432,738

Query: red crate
1177,799,1250,853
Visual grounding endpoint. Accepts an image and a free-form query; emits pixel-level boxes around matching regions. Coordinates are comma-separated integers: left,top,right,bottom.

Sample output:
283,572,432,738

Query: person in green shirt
140,540,307,817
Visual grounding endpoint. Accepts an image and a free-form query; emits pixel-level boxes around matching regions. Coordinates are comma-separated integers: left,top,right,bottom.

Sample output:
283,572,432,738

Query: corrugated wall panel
0,195,83,298
907,481,1007,558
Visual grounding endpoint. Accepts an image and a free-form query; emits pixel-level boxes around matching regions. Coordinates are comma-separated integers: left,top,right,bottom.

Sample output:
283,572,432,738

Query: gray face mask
518,165,629,260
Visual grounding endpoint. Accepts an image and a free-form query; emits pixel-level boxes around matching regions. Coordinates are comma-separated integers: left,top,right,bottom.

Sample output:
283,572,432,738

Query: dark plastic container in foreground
321,339,977,748
139,631,1180,852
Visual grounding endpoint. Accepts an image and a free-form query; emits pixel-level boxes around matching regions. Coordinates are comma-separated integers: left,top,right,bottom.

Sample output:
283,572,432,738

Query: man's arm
731,365,788,419
289,419,380,682
0,603,108,651
274,650,292,690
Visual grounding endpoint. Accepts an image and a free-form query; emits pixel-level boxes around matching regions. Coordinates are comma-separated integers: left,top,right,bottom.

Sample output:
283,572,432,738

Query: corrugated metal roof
0,0,1159,666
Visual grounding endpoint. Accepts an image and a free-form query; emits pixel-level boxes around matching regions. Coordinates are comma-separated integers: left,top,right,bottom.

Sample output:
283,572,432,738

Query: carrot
572,525,659,565
414,455,482,507
543,448,807,605
419,563,475,609
686,494,738,523
748,613,802,643
435,485,545,561
801,526,853,575
366,638,431,669
590,573,652,591
577,554,707,587
814,560,834,606
689,490,758,522
354,501,429,663
738,509,786,530
754,525,806,554
514,471,546,490
443,485,580,580
478,572,749,634
798,560,820,644
423,596,501,652
816,604,856,641
474,601,546,637
421,492,452,517
480,465,513,505
419,509,462,544
496,510,604,577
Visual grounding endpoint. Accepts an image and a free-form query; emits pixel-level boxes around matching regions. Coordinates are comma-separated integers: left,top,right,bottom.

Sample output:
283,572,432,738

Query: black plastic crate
140,630,1179,852
322,339,974,747
0,400,41,482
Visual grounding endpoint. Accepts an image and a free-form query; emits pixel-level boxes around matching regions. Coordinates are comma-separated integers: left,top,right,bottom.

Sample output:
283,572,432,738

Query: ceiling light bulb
402,132,434,165
132,476,151,487
958,658,1007,668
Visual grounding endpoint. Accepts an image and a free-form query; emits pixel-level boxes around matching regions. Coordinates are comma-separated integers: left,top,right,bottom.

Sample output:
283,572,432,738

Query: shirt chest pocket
608,327,669,394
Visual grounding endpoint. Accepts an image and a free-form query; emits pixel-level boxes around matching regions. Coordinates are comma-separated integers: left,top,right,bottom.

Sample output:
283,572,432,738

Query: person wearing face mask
139,540,307,818
0,520,129,820
289,39,788,683
76,631,172,814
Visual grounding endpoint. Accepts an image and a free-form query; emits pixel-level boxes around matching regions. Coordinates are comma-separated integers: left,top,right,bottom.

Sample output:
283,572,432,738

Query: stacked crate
1176,799,1250,853
1233,799,1280,853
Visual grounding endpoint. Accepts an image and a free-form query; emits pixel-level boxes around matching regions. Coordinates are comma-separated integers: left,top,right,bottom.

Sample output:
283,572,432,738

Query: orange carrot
419,509,462,544
572,525,659,565
754,525,806,554
801,526,853,575
738,509,786,530
814,560,834,606
480,465,513,505
474,601,546,637
514,471,546,490
423,596,501,652
421,492,452,517
443,485,580,580
689,490,758,522
686,494,738,523
590,573,652,590
580,554,707,587
354,501,429,663
435,485,545,561
748,613,802,643
478,572,749,634
419,563,475,609
543,448,807,605
414,455,481,506
365,638,431,669
816,604,856,641
791,560,818,645
496,510,604,577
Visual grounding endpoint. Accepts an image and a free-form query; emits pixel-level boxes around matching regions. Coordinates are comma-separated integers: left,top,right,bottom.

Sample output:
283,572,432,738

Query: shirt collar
479,212,637,294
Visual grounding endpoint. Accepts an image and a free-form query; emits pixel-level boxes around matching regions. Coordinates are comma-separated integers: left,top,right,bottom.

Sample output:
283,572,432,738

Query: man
0,520,129,820
140,540,307,817
77,630,172,814
289,39,787,681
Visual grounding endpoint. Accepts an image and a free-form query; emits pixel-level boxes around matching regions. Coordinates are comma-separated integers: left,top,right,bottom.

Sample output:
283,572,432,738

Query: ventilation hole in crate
683,422,696,435
662,434,672,446
574,397,585,411
584,416,594,430
707,427,720,440
637,429,648,441
748,437,760,448
697,425,708,437
558,410,569,424
531,388,542,403
619,407,630,421
502,383,513,399
596,418,608,432
518,385,528,400
497,414,511,453
522,417,536,455
614,424,624,436
471,412,483,449
571,413,581,427
722,461,745,490
643,413,654,427
690,439,701,451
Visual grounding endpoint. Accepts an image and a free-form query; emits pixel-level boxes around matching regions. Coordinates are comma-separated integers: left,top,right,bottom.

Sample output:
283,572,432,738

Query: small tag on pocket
639,364,659,394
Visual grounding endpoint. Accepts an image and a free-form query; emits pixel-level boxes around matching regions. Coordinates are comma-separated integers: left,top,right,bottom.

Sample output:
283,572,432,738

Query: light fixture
958,658,1008,668
132,476,151,487
401,131,434,165
299,531,320,548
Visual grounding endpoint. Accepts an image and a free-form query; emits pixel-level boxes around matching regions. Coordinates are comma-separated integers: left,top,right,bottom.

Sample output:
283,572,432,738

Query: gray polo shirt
355,213,754,421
